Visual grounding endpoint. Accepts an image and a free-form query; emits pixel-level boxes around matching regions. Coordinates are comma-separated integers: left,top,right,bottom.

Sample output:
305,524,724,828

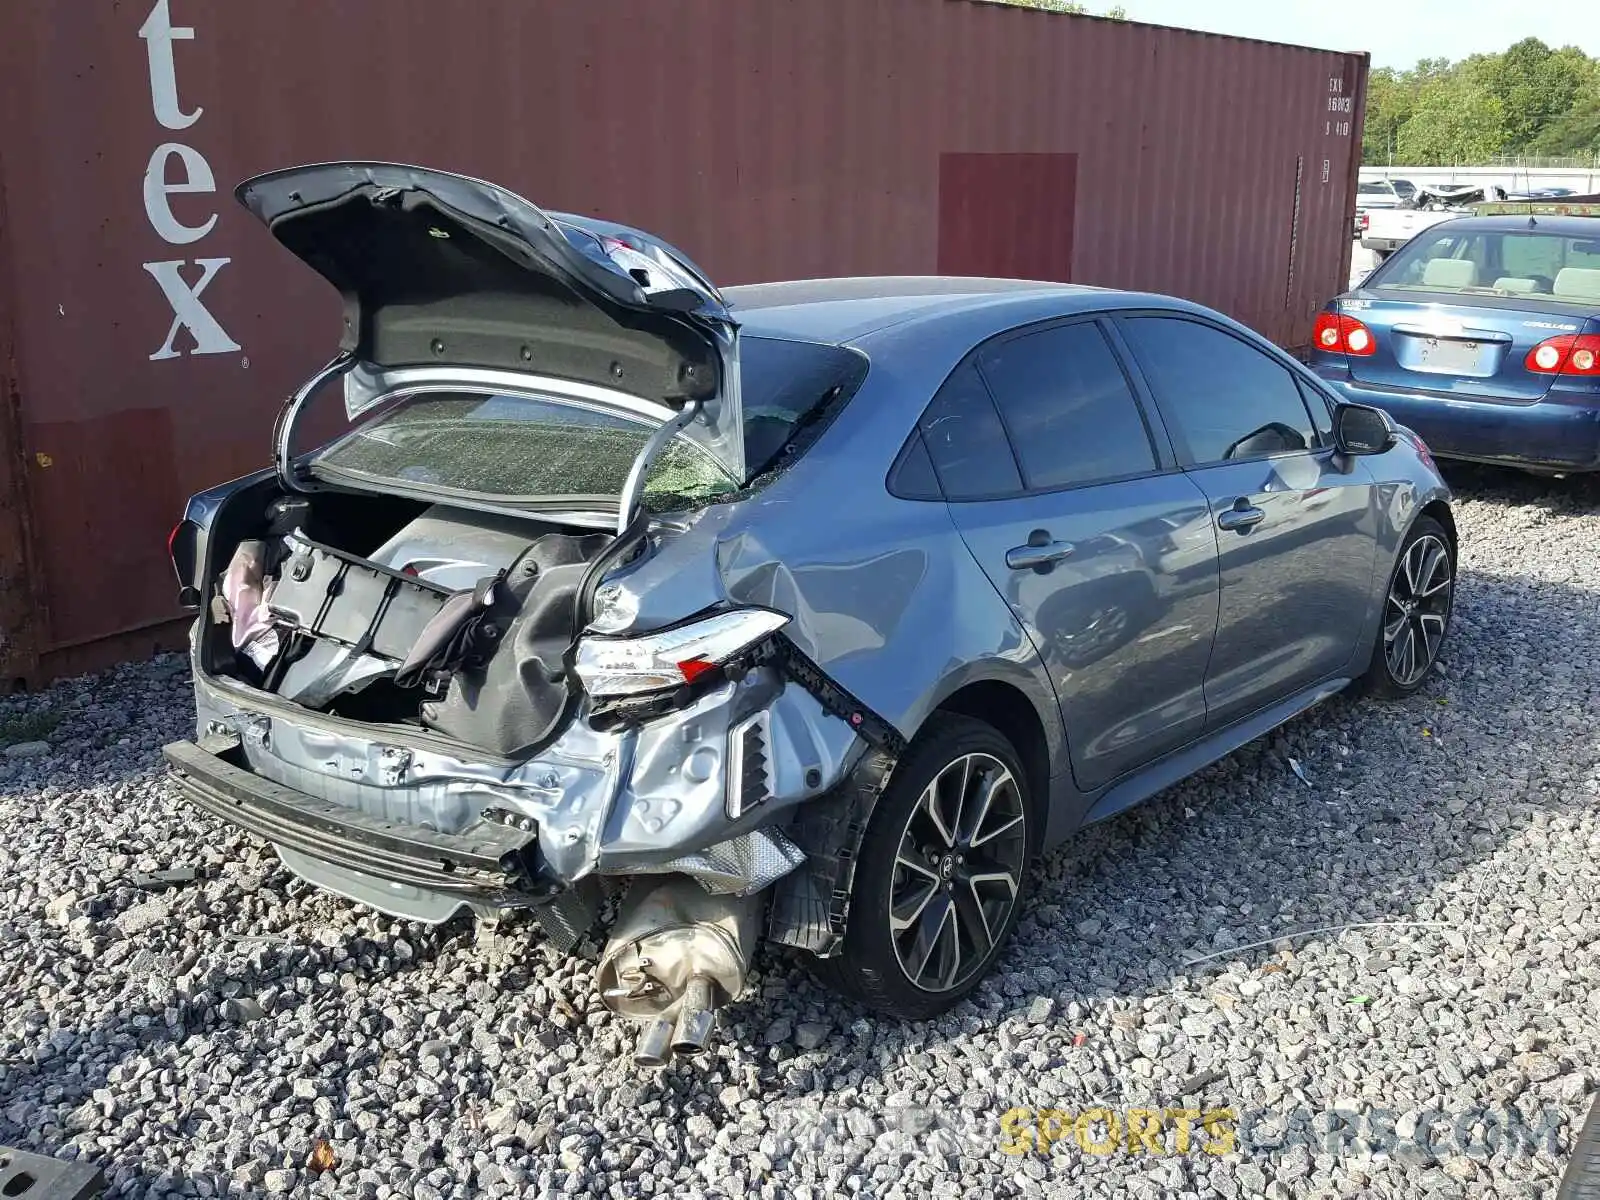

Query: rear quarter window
918,362,1024,499
738,336,869,475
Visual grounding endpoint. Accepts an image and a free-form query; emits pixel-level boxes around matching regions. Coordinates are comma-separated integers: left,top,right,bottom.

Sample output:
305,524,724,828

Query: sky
1114,0,1600,68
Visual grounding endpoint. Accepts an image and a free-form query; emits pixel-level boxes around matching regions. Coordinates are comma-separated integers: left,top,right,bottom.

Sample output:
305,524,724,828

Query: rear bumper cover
1312,368,1600,470
164,734,554,905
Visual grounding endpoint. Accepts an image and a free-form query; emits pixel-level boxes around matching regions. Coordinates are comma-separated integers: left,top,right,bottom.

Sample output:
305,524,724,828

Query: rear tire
1359,515,1454,698
805,714,1035,1020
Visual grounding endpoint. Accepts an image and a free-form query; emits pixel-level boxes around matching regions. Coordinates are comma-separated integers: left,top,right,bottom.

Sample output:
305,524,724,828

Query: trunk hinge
273,353,357,493
614,398,704,535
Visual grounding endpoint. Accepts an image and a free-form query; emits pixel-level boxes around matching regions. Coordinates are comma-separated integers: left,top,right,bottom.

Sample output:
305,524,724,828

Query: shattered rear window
311,394,737,505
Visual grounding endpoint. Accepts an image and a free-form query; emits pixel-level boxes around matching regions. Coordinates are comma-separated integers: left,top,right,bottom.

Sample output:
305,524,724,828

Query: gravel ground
2,465,1598,1199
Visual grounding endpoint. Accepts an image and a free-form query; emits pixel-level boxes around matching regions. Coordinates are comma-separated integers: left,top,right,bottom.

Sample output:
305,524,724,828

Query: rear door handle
1005,533,1075,571
1216,503,1265,532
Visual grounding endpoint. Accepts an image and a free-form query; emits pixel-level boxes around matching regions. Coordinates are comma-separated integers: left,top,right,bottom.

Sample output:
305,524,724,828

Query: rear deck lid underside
236,161,746,480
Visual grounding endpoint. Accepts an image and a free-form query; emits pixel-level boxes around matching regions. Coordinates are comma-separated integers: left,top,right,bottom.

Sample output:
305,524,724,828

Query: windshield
1366,227,1600,299
311,335,868,507
1358,182,1393,196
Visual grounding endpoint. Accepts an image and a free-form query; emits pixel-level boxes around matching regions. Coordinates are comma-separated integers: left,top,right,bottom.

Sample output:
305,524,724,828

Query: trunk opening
201,482,614,757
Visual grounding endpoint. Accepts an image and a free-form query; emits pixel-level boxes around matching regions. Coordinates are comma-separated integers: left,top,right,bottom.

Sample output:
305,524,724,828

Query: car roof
1423,214,1600,236
725,276,1126,343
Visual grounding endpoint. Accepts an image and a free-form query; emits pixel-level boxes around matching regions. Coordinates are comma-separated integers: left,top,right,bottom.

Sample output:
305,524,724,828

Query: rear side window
918,362,1023,499
739,336,869,474
977,322,1156,489
1120,317,1317,466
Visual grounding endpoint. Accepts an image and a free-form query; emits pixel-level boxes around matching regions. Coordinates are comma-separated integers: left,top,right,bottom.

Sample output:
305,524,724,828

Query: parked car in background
1356,180,1403,236
1357,179,1405,213
1506,186,1576,201
1361,184,1510,257
1312,214,1600,474
163,162,1457,1065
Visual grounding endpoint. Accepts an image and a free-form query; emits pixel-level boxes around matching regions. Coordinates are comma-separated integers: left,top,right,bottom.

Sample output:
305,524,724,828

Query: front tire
807,714,1035,1020
1360,515,1454,697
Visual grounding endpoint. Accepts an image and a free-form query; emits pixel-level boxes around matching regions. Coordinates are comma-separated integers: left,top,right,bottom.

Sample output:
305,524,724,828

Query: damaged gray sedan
165,162,1456,1064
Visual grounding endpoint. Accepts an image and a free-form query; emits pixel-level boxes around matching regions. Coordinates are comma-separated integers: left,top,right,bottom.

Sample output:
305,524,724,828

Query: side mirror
1333,402,1397,456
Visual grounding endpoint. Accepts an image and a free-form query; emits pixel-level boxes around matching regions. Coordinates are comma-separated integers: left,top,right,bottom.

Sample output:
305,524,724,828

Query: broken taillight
573,609,790,697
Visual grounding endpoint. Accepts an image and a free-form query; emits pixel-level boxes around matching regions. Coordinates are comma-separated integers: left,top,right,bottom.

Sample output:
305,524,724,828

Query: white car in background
1355,179,1408,240
1361,184,1509,257
1357,179,1405,213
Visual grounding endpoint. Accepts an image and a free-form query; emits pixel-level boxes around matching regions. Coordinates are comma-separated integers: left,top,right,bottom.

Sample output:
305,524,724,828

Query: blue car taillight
1313,310,1376,356
1525,333,1600,377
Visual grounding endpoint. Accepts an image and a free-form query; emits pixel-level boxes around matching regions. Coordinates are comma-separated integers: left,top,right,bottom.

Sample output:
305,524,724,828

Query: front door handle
1216,503,1265,532
1005,531,1075,571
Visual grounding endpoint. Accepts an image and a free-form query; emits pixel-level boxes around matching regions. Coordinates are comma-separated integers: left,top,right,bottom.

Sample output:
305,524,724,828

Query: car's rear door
919,318,1220,791
1114,313,1381,729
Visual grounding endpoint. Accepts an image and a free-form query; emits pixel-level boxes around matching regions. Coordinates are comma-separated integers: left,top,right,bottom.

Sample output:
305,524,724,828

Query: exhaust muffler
598,877,762,1067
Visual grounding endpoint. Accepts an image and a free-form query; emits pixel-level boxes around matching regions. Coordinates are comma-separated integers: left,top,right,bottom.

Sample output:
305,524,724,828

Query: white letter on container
138,0,201,131
144,258,241,359
143,143,218,245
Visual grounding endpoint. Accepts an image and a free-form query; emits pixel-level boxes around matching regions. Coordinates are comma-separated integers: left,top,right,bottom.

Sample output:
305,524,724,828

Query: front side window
977,322,1156,489
1119,317,1317,466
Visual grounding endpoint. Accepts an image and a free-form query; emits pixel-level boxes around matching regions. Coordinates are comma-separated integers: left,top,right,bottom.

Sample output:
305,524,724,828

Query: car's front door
1115,314,1381,729
919,319,1220,791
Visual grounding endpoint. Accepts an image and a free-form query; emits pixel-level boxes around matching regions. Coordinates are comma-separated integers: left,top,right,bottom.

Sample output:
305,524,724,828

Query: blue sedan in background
1311,215,1600,474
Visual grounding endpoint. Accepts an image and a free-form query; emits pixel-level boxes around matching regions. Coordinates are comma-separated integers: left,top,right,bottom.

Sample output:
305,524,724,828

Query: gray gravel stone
795,1022,830,1051
3,740,50,759
1,476,1598,1198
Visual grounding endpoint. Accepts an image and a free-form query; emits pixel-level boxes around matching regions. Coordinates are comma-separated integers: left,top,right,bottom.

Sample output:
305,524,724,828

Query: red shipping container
0,0,1366,685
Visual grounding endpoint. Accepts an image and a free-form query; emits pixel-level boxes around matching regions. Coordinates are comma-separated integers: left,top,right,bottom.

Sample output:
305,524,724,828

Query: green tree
1363,67,1410,164
1525,53,1600,156
1394,58,1508,164
1364,41,1599,164
1484,38,1584,148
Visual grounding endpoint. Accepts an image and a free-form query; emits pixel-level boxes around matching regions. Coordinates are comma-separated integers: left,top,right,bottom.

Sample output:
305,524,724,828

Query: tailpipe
634,1017,675,1067
597,877,763,1067
671,974,717,1057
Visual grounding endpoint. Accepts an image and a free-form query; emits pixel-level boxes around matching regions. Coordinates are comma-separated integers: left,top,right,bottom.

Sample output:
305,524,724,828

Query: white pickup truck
1360,184,1507,256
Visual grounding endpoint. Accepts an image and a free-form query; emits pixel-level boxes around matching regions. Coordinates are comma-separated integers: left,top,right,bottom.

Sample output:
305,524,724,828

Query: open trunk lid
236,162,746,481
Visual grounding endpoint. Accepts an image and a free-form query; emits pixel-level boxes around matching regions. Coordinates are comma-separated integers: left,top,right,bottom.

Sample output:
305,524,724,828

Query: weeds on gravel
0,707,62,747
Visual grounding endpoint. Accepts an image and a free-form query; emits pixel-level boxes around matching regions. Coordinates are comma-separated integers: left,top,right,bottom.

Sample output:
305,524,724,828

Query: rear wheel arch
1419,499,1456,559
930,679,1053,833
